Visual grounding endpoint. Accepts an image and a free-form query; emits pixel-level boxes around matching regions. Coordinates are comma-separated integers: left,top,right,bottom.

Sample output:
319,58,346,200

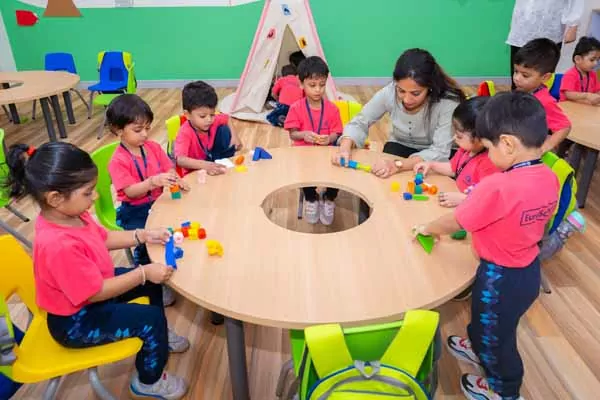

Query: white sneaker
460,374,525,400
319,200,335,226
130,371,188,400
168,329,190,353
304,200,319,224
447,336,481,367
162,286,176,307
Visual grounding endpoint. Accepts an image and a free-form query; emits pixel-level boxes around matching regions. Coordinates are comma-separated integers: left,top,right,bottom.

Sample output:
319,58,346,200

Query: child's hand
177,179,190,192
413,162,431,176
303,131,318,144
205,162,227,176
142,228,171,245
150,173,177,188
230,135,243,151
332,149,350,166
438,191,467,208
316,135,329,146
411,224,439,241
142,263,174,284
589,93,600,106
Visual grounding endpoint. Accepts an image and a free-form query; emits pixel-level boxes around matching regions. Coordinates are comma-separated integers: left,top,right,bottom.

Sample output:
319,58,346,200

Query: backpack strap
542,152,578,234
380,310,439,377
304,324,353,379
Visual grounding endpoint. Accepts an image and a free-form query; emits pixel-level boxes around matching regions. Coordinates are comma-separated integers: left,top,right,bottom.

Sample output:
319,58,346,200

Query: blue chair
549,73,564,101
87,51,132,119
32,52,90,120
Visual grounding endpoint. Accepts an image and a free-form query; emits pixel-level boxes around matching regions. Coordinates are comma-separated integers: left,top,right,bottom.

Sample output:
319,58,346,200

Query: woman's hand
141,228,171,245
411,224,440,242
371,159,399,179
332,148,351,166
438,191,467,208
413,162,431,176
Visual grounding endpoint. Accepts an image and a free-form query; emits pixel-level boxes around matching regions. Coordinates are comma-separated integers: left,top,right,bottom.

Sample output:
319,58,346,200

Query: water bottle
540,211,586,261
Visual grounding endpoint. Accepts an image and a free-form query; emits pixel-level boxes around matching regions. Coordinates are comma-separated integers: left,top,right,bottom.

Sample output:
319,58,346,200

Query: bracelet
140,266,146,285
134,229,142,246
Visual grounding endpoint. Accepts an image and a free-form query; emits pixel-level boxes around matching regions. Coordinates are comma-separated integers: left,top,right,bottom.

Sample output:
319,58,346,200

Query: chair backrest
333,100,363,127
549,73,564,101
542,151,578,234
0,129,11,208
90,141,120,230
97,51,129,85
476,80,496,97
165,114,188,156
44,52,77,74
0,235,40,316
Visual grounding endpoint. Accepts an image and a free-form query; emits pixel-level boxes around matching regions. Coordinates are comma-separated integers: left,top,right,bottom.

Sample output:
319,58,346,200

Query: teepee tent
220,0,352,122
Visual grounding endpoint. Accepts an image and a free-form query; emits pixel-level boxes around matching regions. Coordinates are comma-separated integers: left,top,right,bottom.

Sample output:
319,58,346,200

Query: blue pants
206,125,236,162
47,268,168,385
467,258,540,398
266,103,290,127
116,201,153,266
0,327,24,400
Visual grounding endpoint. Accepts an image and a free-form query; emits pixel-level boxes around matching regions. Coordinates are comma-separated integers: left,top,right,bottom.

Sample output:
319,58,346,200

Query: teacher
333,48,465,178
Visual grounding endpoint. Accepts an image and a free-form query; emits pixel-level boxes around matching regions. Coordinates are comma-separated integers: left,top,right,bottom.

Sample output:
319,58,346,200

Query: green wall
1,0,514,81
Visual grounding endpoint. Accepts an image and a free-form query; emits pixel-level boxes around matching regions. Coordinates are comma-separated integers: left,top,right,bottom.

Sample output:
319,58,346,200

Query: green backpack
0,295,17,379
298,310,439,399
541,151,578,234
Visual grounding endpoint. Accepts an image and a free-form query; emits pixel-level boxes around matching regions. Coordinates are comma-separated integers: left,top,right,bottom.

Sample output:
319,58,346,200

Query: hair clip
26,146,36,156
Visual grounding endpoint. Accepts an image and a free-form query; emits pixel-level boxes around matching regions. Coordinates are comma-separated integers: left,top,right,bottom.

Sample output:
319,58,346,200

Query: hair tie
26,146,36,157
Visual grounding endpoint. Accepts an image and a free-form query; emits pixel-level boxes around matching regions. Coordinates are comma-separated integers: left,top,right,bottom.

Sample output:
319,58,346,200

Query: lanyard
305,98,324,134
531,85,544,95
504,159,542,173
189,121,213,161
120,143,152,198
455,149,486,178
578,70,590,92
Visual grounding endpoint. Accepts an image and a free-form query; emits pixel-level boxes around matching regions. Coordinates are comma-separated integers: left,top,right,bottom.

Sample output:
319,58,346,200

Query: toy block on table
252,147,272,161
188,228,199,240
413,194,429,201
173,231,184,245
198,228,207,239
165,236,184,269
206,239,224,257
234,155,245,165
340,157,346,167
357,163,372,172
170,184,182,200
347,160,358,169
181,221,191,228
235,165,248,173
451,229,467,240
167,227,174,234
403,192,413,200
415,185,423,195
181,227,190,238
190,222,200,230
416,234,435,254
407,181,415,194
391,182,401,192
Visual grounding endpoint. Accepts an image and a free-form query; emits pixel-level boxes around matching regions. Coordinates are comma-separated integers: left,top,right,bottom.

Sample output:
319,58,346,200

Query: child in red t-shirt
560,36,600,104
266,64,304,127
5,142,189,399
284,56,343,225
413,97,499,207
414,92,559,400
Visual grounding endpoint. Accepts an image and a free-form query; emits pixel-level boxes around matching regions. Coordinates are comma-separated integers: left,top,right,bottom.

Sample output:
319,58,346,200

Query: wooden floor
2,85,600,399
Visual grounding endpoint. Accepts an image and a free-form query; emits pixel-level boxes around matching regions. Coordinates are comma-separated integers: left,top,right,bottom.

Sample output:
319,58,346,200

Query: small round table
147,147,477,399
0,71,80,142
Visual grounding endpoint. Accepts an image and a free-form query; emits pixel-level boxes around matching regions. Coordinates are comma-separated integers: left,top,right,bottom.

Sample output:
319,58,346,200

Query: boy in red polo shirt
174,81,242,176
560,36,600,104
284,56,343,225
513,38,571,155
266,64,304,127
414,92,558,400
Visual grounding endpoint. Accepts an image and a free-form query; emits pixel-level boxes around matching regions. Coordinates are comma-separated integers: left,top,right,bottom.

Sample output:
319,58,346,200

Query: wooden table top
559,101,600,151
146,147,477,329
0,71,80,105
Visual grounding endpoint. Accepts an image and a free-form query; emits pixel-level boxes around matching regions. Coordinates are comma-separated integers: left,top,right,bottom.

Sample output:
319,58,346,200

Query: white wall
0,10,16,72
557,0,600,72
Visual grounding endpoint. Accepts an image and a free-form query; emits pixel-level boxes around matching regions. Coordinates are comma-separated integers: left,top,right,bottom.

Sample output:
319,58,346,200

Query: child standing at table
107,94,189,307
284,56,343,225
5,142,190,399
413,96,499,208
560,36,600,104
266,64,304,127
414,92,558,400
174,81,243,176
513,38,571,154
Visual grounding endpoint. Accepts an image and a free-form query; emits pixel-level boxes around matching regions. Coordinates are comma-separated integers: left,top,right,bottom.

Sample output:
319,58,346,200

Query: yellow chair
0,235,148,400
165,114,187,157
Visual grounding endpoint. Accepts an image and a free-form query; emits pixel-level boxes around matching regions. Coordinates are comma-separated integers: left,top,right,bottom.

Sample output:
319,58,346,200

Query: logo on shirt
519,201,557,226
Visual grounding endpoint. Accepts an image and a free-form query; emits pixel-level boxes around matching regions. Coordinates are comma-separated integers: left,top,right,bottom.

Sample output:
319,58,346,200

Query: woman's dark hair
106,94,154,134
452,96,489,139
5,142,98,205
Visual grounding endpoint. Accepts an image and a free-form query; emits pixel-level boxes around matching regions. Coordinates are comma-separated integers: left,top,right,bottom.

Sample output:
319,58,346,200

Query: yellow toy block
206,239,224,257
390,182,400,192
188,228,198,240
235,165,248,173
190,222,201,230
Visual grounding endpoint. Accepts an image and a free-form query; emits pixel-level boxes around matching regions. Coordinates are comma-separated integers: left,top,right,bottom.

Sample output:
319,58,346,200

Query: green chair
90,141,134,265
0,129,31,249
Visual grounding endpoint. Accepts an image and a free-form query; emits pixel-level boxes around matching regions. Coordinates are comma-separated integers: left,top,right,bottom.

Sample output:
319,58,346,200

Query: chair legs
2,105,11,122
72,89,91,117
540,270,552,294
6,204,30,222
88,91,95,119
42,377,61,400
89,367,117,400
97,109,107,139
32,100,37,120
0,219,32,249
297,190,304,220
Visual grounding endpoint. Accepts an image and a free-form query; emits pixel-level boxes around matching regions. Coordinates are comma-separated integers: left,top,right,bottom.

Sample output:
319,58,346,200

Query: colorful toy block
173,247,184,259
415,185,423,194
252,147,272,161
357,163,372,172
206,239,224,257
167,227,174,234
416,234,434,254
170,184,182,200
190,222,200,230
340,157,346,167
403,192,413,200
188,228,199,240
413,194,429,201
407,181,415,194
348,160,358,169
182,221,191,228
181,227,190,238
391,181,400,192
173,231,184,245
234,155,245,165
235,165,248,173
428,185,438,195
165,235,184,269
451,229,467,240
198,228,207,239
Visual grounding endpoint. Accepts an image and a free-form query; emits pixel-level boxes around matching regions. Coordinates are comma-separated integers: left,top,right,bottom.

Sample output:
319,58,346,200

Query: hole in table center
261,184,372,234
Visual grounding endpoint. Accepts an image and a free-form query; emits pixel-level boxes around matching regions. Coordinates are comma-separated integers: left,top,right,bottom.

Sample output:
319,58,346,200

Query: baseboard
77,76,512,90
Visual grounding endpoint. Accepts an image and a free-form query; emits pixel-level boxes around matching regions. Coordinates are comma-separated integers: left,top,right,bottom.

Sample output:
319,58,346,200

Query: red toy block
181,227,190,238
198,228,206,239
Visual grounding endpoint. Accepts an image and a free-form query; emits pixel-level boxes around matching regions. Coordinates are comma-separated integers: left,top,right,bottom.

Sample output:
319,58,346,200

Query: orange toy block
428,185,438,195
407,181,415,194
234,155,245,165
206,239,223,257
169,184,180,193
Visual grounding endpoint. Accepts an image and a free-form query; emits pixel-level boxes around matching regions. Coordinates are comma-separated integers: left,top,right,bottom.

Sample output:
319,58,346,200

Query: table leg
576,148,598,209
39,98,58,142
50,95,67,139
225,317,250,400
1,82,20,124
62,91,76,124
358,199,370,225
568,143,583,176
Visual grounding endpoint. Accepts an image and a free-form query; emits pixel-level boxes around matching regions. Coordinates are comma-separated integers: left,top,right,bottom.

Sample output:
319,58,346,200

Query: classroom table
0,71,80,142
559,101,600,208
146,147,477,400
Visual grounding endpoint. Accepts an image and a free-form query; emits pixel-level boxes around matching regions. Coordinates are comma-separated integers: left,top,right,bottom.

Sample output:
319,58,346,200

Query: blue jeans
206,125,236,162
266,103,290,127
116,201,153,266
0,327,24,400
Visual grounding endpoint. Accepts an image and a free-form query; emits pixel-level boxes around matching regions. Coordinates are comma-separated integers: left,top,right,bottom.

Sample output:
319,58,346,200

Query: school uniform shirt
449,148,500,193
108,140,172,206
455,164,559,267
284,98,343,146
559,66,600,101
533,86,571,133
34,212,115,316
272,75,304,106
174,114,229,176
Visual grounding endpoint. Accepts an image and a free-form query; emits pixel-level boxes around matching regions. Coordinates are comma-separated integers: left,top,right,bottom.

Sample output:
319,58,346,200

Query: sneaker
447,336,480,366
304,200,319,224
130,372,188,400
460,374,524,400
168,329,190,353
162,286,176,307
319,200,336,225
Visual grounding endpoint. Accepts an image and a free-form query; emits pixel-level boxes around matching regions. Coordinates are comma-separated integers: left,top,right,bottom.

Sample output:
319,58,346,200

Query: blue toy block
340,157,346,167
259,147,272,159
173,247,184,259
415,177,424,185
165,236,178,269
181,221,191,228
403,192,413,200
348,160,358,169
252,148,261,161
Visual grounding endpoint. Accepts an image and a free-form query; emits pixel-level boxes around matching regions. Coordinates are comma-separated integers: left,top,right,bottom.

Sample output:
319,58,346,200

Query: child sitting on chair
560,36,600,104
415,92,559,400
284,56,343,225
5,142,190,400
174,81,242,176
266,64,303,127
107,94,189,307
413,96,499,208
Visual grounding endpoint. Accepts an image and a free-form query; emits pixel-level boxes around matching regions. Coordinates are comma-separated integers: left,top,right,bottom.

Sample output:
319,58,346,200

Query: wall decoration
44,0,81,17
15,10,39,25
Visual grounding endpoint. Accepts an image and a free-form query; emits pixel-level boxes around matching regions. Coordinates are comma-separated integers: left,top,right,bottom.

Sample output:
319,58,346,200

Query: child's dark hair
572,36,600,62
476,91,547,148
289,51,306,68
106,94,153,134
514,38,560,75
182,81,218,111
453,96,489,138
5,142,97,205
297,56,329,82
281,64,297,77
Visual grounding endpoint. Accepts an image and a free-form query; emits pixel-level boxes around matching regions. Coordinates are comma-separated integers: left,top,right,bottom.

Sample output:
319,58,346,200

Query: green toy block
171,191,182,200
451,229,467,240
412,194,429,201
416,234,434,254
415,185,423,194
